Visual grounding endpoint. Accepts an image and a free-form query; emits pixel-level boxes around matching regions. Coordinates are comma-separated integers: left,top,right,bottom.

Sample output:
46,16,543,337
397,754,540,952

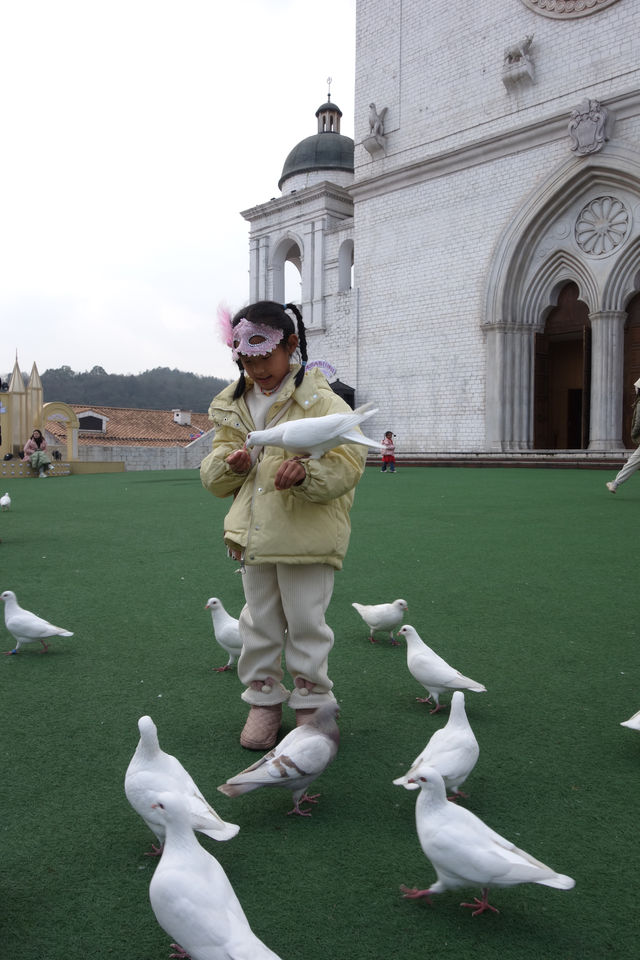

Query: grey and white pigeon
398,763,575,915
398,625,486,713
245,401,383,459
0,492,10,511
621,709,640,731
125,715,239,855
393,691,479,799
148,790,282,960
352,598,407,643
205,597,243,671
218,702,340,816
1,589,73,654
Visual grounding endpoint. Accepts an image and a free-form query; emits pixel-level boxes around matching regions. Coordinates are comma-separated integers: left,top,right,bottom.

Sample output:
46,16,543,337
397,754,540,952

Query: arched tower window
271,236,302,305
285,260,302,304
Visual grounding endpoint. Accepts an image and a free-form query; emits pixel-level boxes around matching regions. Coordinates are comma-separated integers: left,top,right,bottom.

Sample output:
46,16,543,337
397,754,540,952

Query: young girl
381,431,396,472
200,301,367,750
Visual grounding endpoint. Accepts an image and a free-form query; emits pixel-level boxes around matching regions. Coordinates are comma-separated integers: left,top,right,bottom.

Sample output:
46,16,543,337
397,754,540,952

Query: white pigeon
148,790,283,960
205,597,243,672
398,763,575,915
393,691,479,799
1,589,74,655
125,715,239,854
218,702,340,816
621,709,640,731
244,401,384,459
398,625,487,713
352,598,408,643
0,492,10,511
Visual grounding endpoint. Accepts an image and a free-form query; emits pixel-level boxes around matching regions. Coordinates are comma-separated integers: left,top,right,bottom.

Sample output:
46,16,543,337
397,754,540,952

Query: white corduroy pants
238,562,337,709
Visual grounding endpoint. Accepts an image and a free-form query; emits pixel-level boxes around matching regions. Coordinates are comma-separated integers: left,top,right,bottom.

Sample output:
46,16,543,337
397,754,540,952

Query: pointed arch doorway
622,292,640,446
534,282,591,449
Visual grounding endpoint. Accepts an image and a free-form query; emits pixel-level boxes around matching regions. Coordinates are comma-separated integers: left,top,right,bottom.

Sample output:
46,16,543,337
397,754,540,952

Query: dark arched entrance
534,282,591,449
622,292,640,446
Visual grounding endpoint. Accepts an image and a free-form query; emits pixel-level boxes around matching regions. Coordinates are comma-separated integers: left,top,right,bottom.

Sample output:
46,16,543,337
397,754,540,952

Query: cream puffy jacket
200,367,367,569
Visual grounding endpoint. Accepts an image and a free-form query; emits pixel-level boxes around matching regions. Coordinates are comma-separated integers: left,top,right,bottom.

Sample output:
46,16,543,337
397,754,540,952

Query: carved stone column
484,323,535,451
588,310,626,450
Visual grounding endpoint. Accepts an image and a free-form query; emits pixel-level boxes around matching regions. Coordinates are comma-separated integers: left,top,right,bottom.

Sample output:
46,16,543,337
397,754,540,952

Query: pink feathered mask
217,303,284,361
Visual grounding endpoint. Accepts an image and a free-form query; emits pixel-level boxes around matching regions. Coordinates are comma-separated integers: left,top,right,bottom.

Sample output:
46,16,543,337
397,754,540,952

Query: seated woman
23,429,52,477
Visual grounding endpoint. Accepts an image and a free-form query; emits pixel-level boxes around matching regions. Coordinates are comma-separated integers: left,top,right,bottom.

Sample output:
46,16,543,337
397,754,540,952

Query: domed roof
279,98,354,190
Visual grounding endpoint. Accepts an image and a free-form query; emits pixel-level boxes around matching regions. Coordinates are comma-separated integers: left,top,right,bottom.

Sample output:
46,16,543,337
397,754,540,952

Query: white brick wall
242,1,640,453
339,0,640,451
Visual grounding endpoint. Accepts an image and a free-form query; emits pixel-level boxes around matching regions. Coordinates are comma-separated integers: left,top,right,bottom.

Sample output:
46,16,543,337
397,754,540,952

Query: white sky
0,0,356,380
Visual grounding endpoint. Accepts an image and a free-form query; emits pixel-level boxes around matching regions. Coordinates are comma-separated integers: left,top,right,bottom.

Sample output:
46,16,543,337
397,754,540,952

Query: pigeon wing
280,412,357,449
426,807,567,889
409,651,463,688
422,730,478,780
7,610,73,639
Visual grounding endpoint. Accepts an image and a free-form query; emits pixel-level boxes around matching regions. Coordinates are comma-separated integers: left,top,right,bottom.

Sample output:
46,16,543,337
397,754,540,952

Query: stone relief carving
502,34,534,88
568,99,613,155
574,196,630,257
519,0,621,18
363,103,388,158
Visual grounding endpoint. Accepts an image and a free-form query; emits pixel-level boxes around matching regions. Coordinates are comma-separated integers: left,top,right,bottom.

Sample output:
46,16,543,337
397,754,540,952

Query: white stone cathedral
242,0,640,455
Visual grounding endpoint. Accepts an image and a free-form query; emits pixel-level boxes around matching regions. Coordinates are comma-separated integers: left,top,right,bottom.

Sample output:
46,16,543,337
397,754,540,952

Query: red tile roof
45,405,213,447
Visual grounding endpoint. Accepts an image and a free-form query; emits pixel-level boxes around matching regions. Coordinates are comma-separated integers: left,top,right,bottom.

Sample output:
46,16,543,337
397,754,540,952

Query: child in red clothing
381,431,396,472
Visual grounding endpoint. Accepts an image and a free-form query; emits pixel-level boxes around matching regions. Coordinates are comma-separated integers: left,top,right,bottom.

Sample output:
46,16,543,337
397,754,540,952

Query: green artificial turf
0,465,638,960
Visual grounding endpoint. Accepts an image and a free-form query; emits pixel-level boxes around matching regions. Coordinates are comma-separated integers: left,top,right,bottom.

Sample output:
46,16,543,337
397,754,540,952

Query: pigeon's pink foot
39,640,49,653
287,793,320,817
460,889,499,916
213,665,231,672
144,842,164,858
369,636,378,643
4,649,17,656
448,789,469,802
400,885,434,904
169,944,191,959
429,703,446,715
416,695,433,705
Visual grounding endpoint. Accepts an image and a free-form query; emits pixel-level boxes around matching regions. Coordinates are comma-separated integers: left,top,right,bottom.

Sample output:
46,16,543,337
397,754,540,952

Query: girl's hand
274,458,306,490
226,447,252,474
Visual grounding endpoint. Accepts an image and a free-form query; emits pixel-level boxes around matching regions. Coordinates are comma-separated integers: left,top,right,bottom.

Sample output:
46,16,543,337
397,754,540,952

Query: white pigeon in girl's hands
125,716,239,855
1,590,73,654
398,625,486,713
148,790,283,960
245,401,383,459
393,691,479,799
352,598,408,643
204,597,243,671
398,764,575,915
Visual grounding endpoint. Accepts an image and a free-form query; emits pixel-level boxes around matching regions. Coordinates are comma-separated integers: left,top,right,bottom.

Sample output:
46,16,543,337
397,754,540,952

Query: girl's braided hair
231,301,308,400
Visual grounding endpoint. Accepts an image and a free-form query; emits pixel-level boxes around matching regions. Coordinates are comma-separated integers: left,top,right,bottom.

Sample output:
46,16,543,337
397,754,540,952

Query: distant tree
39,366,231,412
